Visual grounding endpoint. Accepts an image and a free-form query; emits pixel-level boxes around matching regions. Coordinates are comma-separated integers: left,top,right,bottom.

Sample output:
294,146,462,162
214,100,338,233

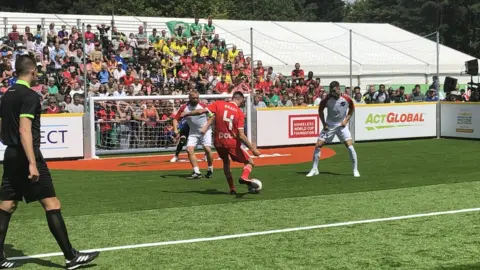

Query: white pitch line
9,207,480,261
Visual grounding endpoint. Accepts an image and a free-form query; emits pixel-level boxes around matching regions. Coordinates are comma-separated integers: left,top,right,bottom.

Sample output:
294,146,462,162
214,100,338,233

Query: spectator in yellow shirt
228,45,239,63
161,55,176,78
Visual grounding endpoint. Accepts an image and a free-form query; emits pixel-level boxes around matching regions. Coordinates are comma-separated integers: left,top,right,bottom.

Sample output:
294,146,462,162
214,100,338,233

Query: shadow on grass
162,189,252,199
5,244,66,268
296,171,349,176
435,263,480,270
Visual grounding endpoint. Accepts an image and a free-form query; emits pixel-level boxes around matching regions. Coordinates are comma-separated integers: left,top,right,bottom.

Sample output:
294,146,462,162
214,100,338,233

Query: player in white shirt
174,90,214,179
307,81,360,177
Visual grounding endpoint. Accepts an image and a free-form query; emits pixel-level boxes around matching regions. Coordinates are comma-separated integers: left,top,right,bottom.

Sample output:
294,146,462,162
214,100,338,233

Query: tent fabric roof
0,12,477,76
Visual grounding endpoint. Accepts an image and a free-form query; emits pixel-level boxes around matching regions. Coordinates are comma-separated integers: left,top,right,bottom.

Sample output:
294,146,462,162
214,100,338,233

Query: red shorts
216,147,250,164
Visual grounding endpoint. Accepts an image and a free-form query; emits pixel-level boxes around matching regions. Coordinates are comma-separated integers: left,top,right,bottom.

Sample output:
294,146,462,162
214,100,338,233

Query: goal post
84,94,252,159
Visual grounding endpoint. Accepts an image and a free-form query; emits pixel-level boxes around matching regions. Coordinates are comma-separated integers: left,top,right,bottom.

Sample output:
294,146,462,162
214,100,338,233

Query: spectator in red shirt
215,75,229,93
255,61,265,79
291,63,305,82
122,70,135,86
296,79,307,95
45,98,61,114
8,25,20,42
177,65,190,83
304,71,315,86
84,24,95,41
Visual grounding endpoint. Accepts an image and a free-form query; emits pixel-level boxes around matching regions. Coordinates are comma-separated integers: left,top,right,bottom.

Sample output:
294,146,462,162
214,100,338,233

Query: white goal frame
84,94,252,159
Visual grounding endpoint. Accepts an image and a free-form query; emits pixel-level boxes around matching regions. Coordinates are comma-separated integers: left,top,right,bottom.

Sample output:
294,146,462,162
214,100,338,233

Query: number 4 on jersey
223,111,234,131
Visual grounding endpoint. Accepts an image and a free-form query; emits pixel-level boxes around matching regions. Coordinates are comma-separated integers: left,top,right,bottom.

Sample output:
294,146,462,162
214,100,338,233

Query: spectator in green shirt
47,78,58,94
203,16,215,40
264,89,279,107
190,18,203,39
149,28,159,44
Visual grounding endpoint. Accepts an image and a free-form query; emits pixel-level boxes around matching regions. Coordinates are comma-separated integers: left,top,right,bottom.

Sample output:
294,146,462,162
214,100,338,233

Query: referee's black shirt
0,80,42,147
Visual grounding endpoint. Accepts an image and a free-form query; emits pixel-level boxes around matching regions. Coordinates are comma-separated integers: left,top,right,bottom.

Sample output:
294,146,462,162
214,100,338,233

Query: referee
0,55,99,269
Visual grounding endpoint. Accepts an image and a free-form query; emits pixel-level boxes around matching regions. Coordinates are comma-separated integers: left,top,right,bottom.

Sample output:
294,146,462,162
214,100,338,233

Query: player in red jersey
182,91,261,194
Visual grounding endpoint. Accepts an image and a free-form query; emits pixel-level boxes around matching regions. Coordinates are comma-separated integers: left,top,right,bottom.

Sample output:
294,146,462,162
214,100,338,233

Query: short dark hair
232,91,244,100
15,55,36,77
329,81,340,92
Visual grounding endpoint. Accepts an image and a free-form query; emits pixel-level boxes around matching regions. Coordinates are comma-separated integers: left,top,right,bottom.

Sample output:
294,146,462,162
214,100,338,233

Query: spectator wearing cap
32,35,45,56
8,25,20,42
85,24,95,41
425,89,439,102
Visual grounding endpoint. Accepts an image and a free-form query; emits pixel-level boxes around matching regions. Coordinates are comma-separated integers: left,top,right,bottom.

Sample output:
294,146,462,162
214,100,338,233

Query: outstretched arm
182,108,208,117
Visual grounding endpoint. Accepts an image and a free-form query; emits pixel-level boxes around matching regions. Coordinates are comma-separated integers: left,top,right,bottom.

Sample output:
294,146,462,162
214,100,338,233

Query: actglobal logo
365,113,425,131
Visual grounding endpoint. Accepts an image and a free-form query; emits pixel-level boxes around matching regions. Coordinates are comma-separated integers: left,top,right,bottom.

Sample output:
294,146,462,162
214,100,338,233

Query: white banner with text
0,114,84,161
256,108,339,147
440,103,480,139
354,103,437,141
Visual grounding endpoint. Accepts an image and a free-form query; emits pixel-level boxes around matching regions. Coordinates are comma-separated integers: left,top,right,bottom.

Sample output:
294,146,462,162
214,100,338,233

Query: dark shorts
179,124,190,138
217,147,251,164
1,146,56,204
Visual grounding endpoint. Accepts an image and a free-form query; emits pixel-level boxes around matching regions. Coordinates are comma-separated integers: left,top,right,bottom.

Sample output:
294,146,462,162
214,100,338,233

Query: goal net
85,94,252,158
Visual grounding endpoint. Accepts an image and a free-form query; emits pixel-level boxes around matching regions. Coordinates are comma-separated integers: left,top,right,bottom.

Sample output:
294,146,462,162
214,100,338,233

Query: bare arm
19,118,36,167
345,99,355,123
319,100,327,129
173,118,179,133
237,128,254,152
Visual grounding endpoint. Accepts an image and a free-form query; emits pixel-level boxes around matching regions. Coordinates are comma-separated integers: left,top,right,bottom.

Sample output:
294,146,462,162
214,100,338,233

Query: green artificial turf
2,138,480,269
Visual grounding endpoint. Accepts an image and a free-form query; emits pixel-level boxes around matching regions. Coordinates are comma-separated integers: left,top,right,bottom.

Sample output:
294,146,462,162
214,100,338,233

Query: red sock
241,166,252,180
225,172,235,190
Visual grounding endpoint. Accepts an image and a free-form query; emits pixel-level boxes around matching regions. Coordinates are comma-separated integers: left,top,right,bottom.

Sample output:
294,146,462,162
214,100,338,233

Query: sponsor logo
364,113,425,131
288,114,320,138
41,130,68,144
218,132,233,139
456,110,473,133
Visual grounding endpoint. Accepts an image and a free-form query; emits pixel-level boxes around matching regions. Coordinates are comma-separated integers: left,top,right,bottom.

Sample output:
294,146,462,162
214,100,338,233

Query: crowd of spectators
0,18,475,148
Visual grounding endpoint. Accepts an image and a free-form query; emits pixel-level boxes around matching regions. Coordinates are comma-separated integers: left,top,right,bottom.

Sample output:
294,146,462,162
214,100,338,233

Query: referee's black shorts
0,146,56,203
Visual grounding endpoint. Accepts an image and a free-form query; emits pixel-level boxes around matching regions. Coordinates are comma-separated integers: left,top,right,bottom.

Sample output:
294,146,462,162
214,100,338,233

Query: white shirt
113,69,126,81
323,94,352,127
177,103,210,135
114,90,126,97
65,103,84,113
70,89,84,97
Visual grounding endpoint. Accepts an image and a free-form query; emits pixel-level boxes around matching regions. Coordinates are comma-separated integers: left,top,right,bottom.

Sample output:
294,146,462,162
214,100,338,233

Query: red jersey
207,100,245,148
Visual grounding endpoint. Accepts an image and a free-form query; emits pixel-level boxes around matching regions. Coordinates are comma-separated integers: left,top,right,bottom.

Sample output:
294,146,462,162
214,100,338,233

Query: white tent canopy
1,12,478,85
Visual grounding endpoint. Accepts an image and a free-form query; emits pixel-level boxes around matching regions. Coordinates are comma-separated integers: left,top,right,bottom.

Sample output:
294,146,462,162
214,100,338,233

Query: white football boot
306,168,319,177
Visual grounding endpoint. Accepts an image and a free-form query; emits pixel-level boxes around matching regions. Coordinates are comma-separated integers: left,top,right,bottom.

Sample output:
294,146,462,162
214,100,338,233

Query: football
249,179,263,193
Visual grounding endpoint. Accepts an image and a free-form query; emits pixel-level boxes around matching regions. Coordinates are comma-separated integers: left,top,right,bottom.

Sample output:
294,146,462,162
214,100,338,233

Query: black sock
0,210,12,260
46,209,75,260
175,140,184,156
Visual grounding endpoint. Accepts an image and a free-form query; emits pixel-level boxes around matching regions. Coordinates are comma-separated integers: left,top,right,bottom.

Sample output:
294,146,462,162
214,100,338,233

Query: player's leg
217,148,236,194
171,125,189,162
186,135,202,179
231,147,261,191
307,128,333,177
337,126,359,177
34,151,99,269
202,129,214,178
0,147,26,268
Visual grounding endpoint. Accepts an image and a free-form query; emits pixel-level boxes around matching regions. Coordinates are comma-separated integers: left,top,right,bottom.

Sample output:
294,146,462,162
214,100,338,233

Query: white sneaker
353,170,360,177
170,156,178,163
306,168,319,177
